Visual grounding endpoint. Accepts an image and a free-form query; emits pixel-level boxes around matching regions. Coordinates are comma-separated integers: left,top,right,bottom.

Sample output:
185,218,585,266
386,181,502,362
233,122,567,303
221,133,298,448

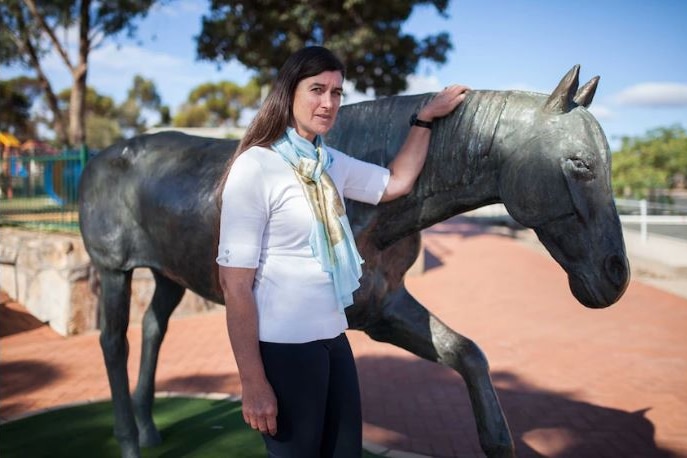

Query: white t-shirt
216,145,390,343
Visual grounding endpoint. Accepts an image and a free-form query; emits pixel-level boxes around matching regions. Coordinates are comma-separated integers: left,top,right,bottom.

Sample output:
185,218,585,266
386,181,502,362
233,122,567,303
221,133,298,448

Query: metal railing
0,148,88,233
615,198,687,242
464,198,687,243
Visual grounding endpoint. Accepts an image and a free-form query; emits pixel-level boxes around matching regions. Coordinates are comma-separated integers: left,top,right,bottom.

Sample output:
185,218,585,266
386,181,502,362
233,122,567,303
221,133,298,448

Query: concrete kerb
622,228,687,273
620,228,687,300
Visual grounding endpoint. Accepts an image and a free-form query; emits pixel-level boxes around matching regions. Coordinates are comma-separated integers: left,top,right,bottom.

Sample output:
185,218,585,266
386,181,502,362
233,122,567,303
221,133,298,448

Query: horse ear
573,76,600,108
543,65,580,113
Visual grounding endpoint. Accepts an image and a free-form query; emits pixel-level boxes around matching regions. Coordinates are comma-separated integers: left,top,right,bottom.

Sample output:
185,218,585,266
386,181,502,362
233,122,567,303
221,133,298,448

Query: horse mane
328,90,520,248
329,90,517,196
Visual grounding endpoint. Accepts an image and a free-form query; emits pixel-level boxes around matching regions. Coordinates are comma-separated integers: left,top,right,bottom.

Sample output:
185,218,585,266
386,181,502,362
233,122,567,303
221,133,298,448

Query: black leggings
259,333,362,458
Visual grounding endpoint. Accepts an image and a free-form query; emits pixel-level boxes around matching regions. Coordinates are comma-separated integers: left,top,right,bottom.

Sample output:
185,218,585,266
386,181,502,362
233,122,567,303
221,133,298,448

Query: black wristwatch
409,113,433,129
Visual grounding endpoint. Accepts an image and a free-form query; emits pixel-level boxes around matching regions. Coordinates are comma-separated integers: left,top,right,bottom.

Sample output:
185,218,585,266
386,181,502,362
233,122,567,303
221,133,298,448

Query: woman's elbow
381,179,414,202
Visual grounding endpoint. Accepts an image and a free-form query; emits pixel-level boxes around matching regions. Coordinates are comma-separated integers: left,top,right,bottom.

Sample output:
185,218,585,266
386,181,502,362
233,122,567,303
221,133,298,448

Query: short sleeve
216,151,268,268
335,151,390,205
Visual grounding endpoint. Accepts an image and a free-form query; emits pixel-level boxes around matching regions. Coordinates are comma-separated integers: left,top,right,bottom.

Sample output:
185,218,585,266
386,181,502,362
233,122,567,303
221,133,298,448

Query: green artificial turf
0,397,384,457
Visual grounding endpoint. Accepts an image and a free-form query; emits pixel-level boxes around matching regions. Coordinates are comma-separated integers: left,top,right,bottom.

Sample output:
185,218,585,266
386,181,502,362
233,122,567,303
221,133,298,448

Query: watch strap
410,113,433,129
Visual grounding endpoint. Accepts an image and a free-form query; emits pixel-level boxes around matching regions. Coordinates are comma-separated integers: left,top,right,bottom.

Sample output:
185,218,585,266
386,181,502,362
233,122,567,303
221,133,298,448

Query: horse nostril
604,254,628,288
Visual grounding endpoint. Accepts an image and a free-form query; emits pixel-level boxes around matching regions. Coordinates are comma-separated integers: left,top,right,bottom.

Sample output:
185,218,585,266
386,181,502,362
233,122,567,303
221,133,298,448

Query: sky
3,0,687,149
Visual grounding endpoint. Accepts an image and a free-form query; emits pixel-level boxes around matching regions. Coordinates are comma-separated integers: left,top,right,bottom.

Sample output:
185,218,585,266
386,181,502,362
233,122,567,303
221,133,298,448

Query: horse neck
373,90,511,248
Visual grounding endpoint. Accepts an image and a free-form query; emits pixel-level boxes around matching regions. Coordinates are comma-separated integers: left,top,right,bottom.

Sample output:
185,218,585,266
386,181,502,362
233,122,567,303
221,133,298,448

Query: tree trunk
68,0,91,147
14,3,69,145
41,72,69,146
69,68,87,147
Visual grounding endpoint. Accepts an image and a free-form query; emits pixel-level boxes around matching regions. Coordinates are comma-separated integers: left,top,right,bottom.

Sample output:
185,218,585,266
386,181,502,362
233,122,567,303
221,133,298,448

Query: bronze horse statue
78,65,630,457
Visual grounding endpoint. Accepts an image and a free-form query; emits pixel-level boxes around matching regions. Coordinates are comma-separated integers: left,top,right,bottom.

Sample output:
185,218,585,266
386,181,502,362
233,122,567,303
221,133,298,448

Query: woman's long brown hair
214,46,345,208
213,47,345,289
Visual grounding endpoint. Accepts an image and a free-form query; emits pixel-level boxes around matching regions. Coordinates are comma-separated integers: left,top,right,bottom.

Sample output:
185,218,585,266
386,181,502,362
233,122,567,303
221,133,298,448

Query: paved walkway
2,219,686,457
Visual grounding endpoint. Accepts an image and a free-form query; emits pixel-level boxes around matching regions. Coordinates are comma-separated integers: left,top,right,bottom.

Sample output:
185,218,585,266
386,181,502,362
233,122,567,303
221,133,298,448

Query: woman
216,46,468,457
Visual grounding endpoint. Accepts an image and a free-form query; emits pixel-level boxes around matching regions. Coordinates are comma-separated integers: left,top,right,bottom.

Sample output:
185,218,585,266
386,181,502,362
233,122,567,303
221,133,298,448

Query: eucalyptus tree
612,126,687,199
196,0,453,96
0,0,167,146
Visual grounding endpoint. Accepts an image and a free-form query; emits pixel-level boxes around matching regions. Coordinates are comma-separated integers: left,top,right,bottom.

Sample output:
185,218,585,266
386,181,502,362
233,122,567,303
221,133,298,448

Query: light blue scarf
272,127,364,311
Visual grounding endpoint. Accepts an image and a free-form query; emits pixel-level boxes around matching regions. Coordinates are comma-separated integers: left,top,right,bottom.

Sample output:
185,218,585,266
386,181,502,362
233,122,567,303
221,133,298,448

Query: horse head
498,66,630,308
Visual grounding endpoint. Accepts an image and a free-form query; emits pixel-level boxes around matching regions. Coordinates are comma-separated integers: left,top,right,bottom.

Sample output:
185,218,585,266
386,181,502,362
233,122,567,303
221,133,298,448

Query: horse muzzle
569,253,630,308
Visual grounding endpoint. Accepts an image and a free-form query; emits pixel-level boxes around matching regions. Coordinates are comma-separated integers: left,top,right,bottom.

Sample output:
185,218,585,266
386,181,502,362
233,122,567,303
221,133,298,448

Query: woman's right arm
219,265,278,436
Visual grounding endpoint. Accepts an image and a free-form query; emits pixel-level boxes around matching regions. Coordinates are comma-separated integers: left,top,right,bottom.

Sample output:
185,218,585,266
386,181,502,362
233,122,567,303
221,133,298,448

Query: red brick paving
2,220,686,457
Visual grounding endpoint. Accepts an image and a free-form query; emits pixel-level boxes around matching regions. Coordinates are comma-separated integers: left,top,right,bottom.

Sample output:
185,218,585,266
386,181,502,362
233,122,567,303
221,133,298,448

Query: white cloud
614,82,687,108
341,82,374,106
90,42,183,73
86,43,188,103
588,104,613,120
400,74,443,95
86,42,255,109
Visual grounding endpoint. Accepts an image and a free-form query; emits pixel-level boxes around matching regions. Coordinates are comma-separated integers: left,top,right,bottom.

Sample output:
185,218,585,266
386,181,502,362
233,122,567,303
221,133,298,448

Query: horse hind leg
98,267,139,458
364,287,515,458
132,270,186,447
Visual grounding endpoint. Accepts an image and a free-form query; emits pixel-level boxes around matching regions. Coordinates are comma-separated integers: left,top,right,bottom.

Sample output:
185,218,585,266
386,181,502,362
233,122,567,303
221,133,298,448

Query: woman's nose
321,92,333,109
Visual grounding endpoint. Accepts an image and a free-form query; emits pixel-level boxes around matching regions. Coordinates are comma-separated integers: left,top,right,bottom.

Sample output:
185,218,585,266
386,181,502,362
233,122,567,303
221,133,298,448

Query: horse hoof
138,427,162,447
119,442,142,458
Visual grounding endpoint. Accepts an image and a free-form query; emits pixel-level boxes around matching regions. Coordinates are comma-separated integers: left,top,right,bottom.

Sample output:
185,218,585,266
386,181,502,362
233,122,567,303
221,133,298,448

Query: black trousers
259,333,362,458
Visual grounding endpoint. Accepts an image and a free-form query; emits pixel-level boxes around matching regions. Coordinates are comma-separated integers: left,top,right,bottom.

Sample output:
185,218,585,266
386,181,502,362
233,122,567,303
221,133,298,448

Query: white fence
615,198,687,242
465,199,687,243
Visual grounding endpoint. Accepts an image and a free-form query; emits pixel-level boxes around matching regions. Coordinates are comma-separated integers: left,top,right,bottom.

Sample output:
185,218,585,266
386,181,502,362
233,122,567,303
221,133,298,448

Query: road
622,223,687,241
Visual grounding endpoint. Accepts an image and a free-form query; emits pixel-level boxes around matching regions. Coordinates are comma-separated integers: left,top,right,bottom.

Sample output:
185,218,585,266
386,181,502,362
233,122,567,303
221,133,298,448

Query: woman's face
291,70,344,142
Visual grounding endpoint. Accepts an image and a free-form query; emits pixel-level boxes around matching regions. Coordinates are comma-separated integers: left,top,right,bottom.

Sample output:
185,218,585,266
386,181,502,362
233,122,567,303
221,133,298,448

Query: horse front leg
98,268,139,458
363,286,514,458
132,270,186,447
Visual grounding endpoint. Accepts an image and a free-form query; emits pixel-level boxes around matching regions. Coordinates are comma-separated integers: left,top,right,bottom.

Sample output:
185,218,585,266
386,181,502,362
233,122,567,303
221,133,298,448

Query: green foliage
57,86,123,148
173,104,210,127
58,87,118,118
0,77,41,138
157,105,171,126
56,76,165,147
174,78,261,127
120,74,164,134
612,125,687,199
196,0,452,96
85,115,122,149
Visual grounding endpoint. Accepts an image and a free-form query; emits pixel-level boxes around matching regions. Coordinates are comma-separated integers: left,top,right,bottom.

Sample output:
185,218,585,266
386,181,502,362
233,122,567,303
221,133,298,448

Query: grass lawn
0,397,384,457
0,196,78,233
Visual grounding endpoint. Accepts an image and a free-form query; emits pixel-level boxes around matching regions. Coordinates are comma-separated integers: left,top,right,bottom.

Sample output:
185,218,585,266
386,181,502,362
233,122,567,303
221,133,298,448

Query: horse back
78,132,237,301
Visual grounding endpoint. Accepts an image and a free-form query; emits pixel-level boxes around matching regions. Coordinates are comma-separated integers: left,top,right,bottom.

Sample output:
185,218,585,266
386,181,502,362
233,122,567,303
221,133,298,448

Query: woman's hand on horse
241,378,278,435
420,84,471,120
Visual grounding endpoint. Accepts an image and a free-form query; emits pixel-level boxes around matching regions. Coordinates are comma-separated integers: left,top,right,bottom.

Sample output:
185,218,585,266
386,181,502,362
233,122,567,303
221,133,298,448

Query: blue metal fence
0,148,88,232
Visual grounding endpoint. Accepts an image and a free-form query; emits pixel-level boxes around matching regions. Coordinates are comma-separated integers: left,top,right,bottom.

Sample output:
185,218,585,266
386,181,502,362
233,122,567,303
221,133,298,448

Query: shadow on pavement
0,360,63,419
356,355,676,458
157,373,241,395
0,295,45,338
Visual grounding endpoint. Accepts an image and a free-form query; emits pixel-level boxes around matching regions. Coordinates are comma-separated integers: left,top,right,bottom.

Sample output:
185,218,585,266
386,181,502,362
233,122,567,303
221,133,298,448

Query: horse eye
565,157,594,180
571,158,589,170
